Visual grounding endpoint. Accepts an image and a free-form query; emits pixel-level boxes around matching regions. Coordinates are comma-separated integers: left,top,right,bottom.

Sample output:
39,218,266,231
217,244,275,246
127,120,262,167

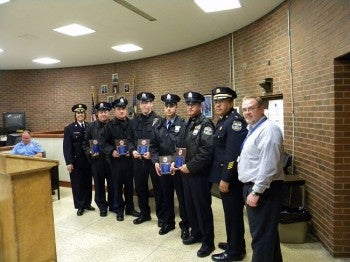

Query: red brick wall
233,0,350,257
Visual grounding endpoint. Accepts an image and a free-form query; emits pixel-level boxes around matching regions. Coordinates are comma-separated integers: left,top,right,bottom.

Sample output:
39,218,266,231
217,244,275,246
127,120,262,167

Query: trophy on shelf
115,139,128,155
137,139,150,155
175,148,186,168
89,139,101,154
159,155,172,175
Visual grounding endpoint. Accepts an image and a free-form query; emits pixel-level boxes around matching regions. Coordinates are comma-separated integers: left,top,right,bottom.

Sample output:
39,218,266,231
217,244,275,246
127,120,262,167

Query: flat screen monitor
3,112,26,133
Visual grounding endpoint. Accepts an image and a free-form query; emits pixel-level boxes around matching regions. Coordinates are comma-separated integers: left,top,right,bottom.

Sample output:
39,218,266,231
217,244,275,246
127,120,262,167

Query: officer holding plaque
128,92,162,225
150,93,189,238
175,91,215,258
83,102,113,217
209,87,248,262
100,97,139,221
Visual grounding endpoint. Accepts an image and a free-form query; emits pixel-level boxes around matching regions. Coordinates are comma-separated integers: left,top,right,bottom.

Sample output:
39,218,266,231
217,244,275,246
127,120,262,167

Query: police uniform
209,87,248,261
63,104,93,215
150,93,189,237
128,92,162,224
83,102,113,217
100,98,139,221
178,91,215,257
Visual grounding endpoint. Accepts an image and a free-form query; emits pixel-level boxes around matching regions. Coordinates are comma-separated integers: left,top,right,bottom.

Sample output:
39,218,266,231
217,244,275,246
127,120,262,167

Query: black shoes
100,211,107,217
211,252,244,262
133,215,151,225
77,209,84,216
157,220,163,228
159,224,175,235
181,228,190,240
182,235,202,245
197,244,215,258
85,206,95,211
117,215,124,221
218,242,228,250
125,210,140,217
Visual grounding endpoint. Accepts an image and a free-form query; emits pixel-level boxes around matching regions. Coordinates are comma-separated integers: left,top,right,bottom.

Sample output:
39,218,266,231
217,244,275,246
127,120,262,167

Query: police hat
212,87,237,101
136,92,155,102
161,93,181,105
71,104,87,112
183,91,205,104
112,97,128,108
95,102,111,111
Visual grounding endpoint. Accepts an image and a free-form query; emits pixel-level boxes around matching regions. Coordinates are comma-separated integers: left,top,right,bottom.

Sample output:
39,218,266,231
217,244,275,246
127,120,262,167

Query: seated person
11,130,44,157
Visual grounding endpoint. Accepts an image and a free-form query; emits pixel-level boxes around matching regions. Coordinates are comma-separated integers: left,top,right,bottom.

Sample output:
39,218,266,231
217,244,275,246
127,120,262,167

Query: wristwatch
251,191,261,196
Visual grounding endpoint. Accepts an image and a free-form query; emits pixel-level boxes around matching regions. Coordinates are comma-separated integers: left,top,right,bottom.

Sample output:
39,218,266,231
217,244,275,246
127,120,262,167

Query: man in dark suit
63,104,94,216
209,87,247,262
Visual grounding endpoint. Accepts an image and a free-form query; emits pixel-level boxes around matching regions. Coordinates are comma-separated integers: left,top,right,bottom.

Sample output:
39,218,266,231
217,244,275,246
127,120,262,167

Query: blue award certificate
175,148,186,168
159,155,172,175
137,139,150,154
115,139,128,155
89,139,101,154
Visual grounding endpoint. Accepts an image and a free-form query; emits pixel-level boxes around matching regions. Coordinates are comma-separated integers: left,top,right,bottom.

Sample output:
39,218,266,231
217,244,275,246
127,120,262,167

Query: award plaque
89,139,101,154
115,139,128,155
175,148,186,168
137,139,150,154
159,155,172,175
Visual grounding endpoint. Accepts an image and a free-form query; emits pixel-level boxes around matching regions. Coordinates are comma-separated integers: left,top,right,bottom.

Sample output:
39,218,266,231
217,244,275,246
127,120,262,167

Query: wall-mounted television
3,112,26,133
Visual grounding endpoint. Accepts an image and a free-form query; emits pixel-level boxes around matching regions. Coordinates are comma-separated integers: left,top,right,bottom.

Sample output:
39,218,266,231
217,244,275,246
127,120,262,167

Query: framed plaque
159,155,172,175
137,139,150,154
115,139,128,155
89,139,101,154
175,148,186,168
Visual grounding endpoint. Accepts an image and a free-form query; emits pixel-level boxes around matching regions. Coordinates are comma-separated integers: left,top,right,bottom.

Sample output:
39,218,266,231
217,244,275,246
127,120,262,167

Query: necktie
167,121,171,129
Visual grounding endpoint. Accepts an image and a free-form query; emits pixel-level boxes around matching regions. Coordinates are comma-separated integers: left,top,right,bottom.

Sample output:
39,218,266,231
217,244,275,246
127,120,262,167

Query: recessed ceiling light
194,0,241,13
112,44,143,53
32,57,61,65
53,23,95,36
0,48,4,53
0,0,10,5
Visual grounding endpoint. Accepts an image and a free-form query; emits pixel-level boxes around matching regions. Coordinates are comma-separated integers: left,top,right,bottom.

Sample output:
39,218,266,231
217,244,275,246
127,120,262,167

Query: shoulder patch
152,118,159,126
203,126,213,136
232,121,242,131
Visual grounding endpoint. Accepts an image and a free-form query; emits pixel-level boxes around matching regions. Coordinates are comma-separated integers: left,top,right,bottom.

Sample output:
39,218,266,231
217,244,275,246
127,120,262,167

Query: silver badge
232,121,242,131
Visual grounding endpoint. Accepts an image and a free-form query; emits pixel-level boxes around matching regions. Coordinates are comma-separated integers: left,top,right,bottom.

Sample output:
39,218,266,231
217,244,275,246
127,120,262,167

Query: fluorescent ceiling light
194,0,241,13
112,44,143,53
0,0,10,5
53,23,95,36
0,48,4,53
32,57,61,65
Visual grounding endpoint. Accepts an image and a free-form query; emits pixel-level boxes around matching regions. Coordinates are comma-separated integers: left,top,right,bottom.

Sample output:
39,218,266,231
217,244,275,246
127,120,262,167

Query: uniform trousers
70,167,92,209
219,181,245,256
243,180,284,262
182,172,214,246
111,157,135,215
91,157,113,212
134,158,162,218
159,172,189,229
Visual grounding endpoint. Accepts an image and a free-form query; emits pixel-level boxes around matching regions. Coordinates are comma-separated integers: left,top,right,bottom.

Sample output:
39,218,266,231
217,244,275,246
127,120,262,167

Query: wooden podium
0,154,59,262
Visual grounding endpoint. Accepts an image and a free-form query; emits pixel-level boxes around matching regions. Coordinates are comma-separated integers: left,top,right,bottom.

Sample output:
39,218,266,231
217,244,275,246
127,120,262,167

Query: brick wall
233,0,350,257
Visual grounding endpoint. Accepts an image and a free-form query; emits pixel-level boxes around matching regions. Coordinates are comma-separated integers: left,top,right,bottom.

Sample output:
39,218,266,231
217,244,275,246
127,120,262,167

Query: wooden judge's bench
0,154,59,261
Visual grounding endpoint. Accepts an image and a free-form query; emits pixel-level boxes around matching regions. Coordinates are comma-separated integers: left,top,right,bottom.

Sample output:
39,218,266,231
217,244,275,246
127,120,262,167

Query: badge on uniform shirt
203,126,213,136
174,125,181,133
153,118,159,126
232,121,242,131
193,125,201,135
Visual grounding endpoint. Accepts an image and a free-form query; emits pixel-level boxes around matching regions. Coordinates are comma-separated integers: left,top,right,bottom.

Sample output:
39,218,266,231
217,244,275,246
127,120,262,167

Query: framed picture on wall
101,84,108,94
202,94,213,118
112,73,119,83
124,83,130,93
107,96,114,104
112,84,119,94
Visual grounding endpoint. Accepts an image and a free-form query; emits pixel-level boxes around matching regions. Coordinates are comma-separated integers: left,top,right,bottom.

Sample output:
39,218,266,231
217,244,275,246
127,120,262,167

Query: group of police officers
63,87,248,261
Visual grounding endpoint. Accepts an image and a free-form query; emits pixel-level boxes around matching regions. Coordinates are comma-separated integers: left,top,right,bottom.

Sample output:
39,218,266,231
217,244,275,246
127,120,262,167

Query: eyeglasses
242,106,260,113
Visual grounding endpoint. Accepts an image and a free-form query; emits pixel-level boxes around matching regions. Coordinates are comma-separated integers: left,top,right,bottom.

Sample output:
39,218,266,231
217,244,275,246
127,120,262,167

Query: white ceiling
0,0,284,70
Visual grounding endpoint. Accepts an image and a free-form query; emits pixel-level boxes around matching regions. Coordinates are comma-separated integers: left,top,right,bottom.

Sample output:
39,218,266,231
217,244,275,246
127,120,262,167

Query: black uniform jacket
128,111,161,153
82,120,107,161
100,117,131,162
209,108,247,184
150,115,185,163
177,114,214,174
63,121,90,168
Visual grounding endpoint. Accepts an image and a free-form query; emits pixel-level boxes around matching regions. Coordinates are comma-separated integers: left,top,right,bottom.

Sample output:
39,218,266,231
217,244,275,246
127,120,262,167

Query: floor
52,187,349,262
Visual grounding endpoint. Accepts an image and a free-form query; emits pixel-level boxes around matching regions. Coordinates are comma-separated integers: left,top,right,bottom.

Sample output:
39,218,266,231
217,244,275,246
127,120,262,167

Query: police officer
128,92,162,225
63,104,94,216
209,87,247,262
150,93,189,237
83,102,113,217
175,91,215,258
100,97,139,221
